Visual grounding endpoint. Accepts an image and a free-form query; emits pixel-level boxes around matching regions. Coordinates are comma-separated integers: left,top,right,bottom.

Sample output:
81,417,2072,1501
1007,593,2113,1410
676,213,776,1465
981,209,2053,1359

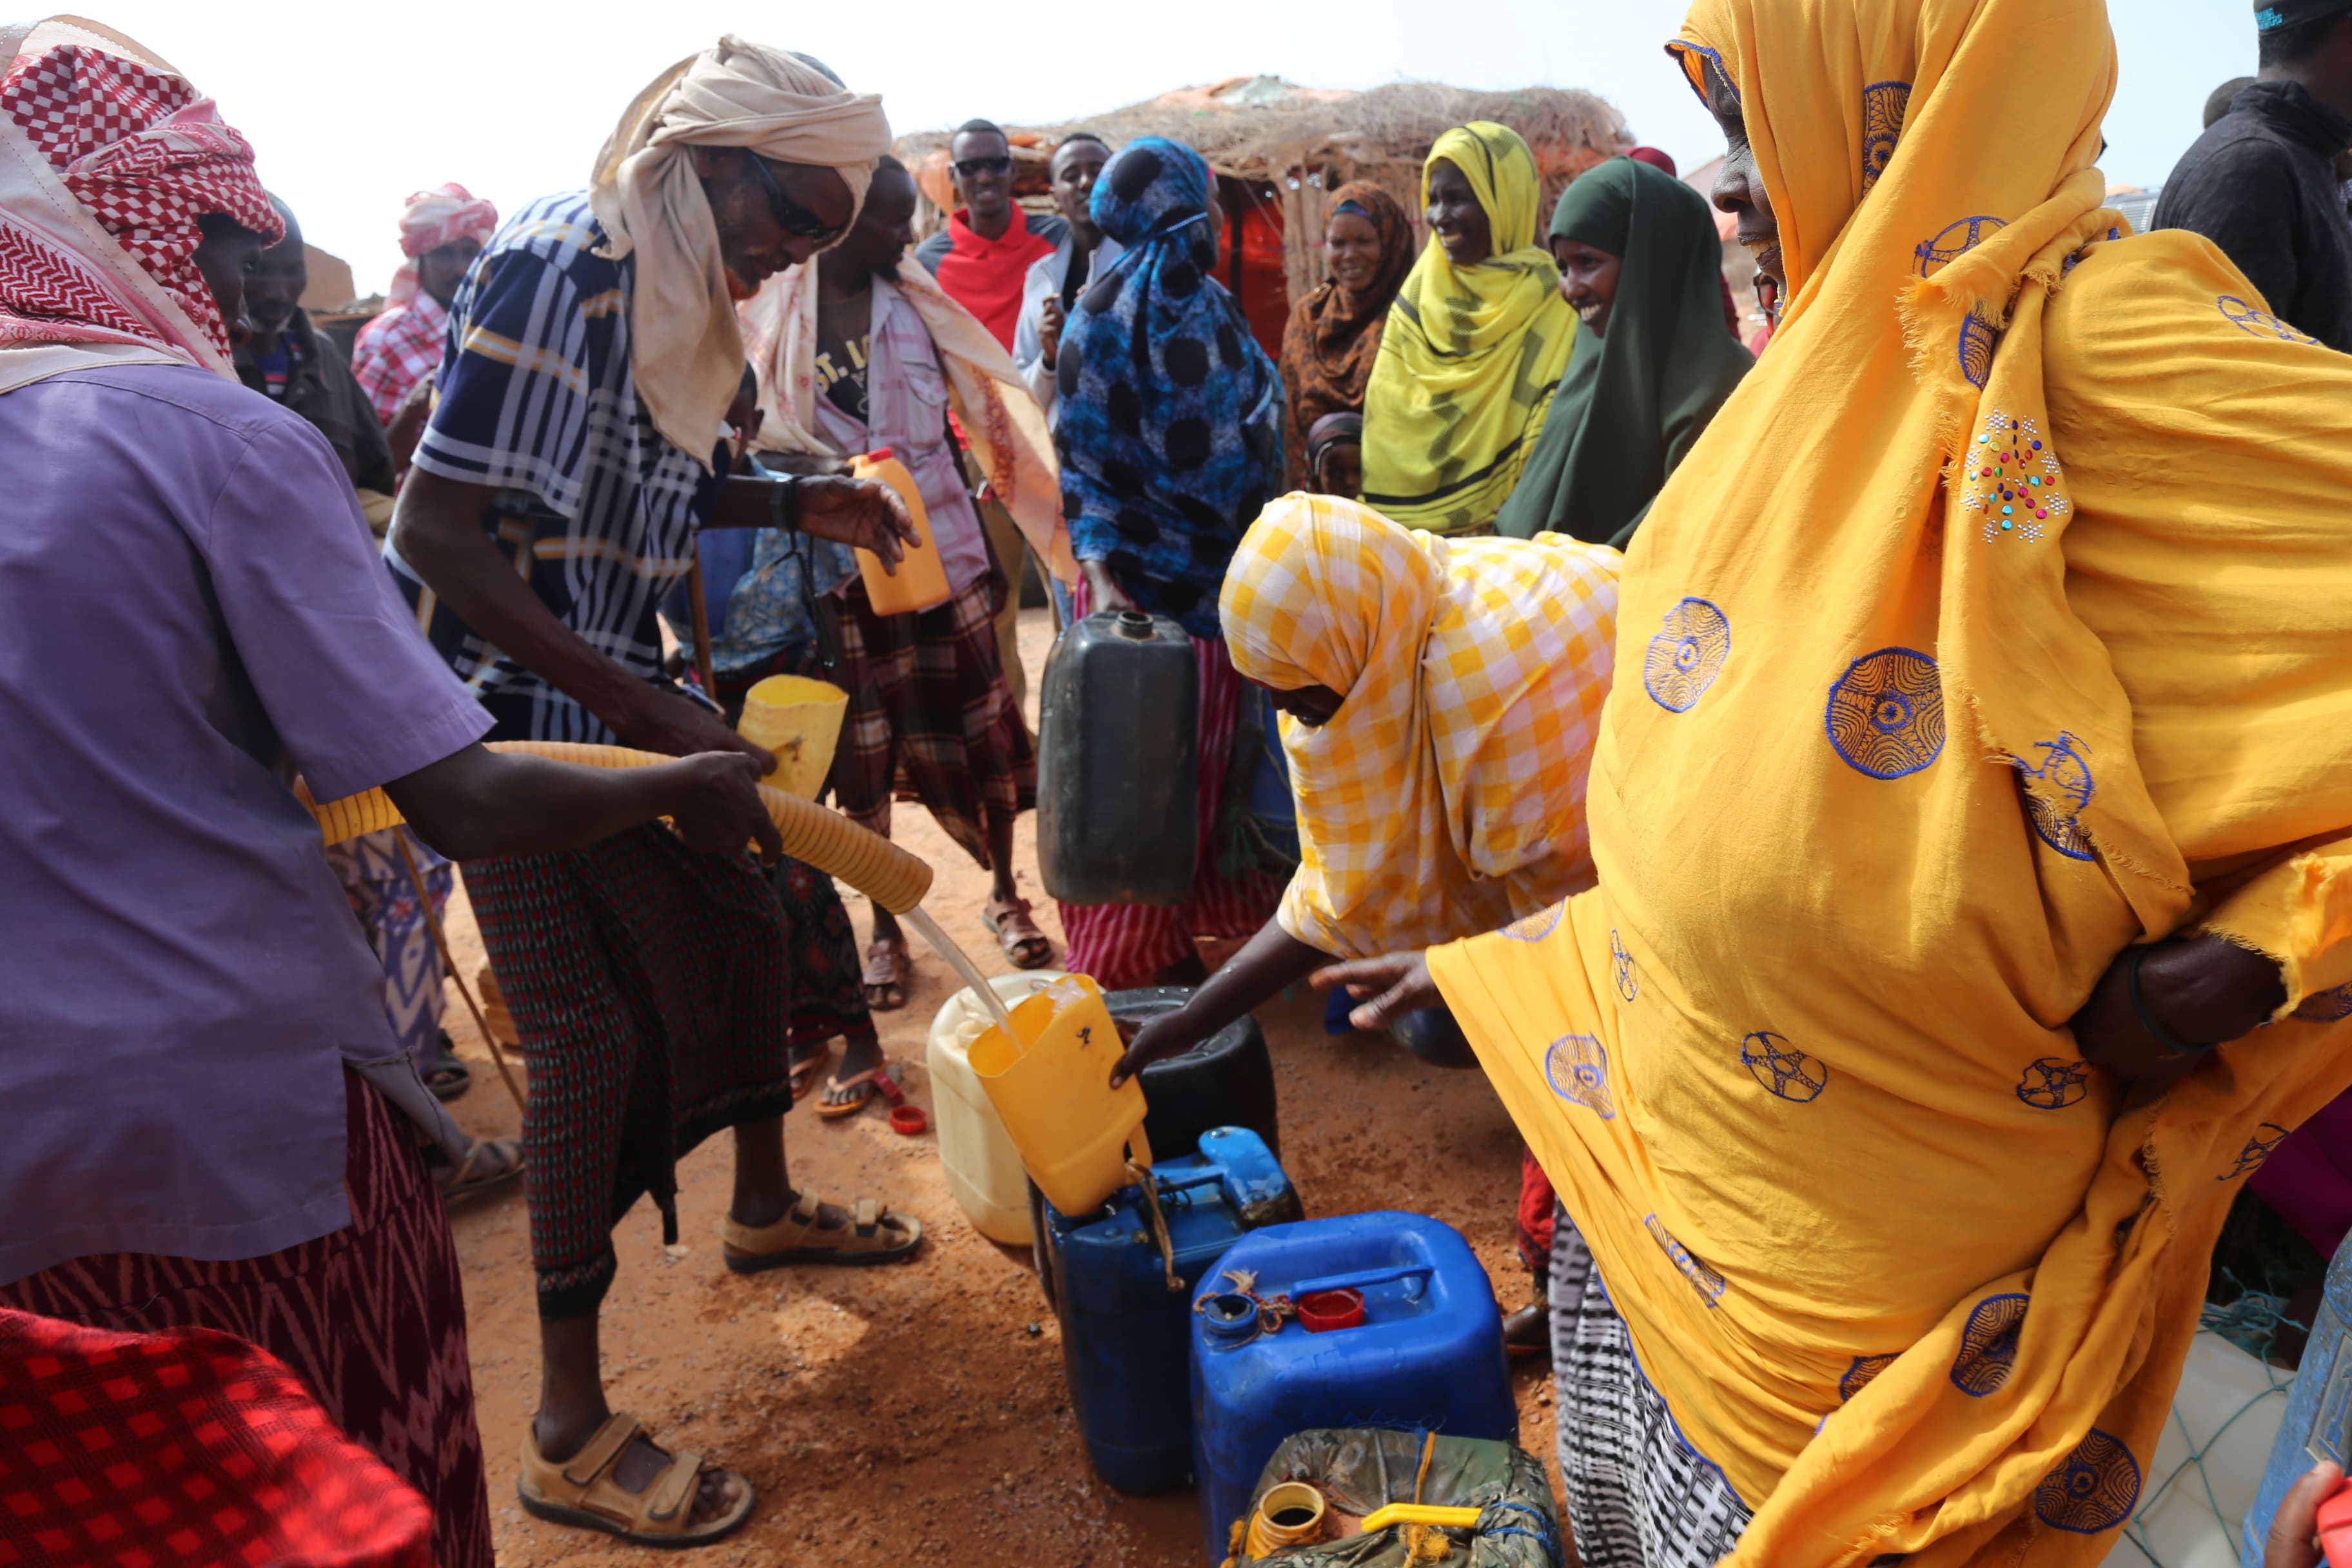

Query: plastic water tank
925,972,1066,1246
1189,1212,1516,1563
1037,610,1198,906
1043,1127,1302,1494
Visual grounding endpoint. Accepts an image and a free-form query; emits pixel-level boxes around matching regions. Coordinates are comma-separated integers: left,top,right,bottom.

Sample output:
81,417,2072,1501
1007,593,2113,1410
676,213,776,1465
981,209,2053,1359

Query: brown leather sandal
721,1192,923,1273
518,1412,753,1547
983,896,1055,969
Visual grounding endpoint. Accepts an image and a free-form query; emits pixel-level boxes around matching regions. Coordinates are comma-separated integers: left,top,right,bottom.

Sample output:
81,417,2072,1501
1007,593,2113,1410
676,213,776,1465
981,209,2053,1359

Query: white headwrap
589,35,890,467
739,251,1077,583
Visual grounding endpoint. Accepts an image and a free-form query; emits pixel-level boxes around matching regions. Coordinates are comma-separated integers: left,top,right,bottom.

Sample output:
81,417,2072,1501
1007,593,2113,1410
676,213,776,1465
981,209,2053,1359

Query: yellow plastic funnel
966,974,1151,1215
736,674,847,800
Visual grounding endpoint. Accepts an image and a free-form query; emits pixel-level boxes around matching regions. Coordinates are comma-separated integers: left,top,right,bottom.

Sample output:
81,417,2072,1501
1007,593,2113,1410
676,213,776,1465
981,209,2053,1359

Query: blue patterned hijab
1055,137,1285,638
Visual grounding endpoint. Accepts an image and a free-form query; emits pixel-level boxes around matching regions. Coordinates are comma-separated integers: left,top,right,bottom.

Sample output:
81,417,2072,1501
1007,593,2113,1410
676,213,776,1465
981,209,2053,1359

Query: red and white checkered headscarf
0,17,279,379
385,181,496,306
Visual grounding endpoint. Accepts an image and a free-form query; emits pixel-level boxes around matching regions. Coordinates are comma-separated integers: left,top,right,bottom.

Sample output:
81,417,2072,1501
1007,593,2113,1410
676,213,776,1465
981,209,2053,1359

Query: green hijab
1493,156,1753,547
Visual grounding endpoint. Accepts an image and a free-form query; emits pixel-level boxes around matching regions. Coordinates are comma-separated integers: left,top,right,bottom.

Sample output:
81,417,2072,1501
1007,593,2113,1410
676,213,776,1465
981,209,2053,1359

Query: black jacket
2151,79,2352,352
234,308,396,494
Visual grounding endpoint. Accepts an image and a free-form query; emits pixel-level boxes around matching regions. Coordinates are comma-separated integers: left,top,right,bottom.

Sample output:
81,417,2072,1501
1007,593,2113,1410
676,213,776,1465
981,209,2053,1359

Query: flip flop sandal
815,1066,885,1121
788,1043,835,1104
861,939,911,1012
435,1137,525,1204
983,897,1055,970
426,1031,473,1102
518,1412,754,1547
721,1192,924,1273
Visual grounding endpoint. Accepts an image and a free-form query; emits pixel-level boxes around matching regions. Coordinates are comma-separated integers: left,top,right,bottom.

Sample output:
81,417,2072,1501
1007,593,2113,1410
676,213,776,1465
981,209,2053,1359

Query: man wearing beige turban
386,39,926,1548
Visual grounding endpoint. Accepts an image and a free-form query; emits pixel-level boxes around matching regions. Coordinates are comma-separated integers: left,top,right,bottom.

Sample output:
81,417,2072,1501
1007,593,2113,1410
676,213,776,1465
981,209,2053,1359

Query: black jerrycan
1037,609,1199,906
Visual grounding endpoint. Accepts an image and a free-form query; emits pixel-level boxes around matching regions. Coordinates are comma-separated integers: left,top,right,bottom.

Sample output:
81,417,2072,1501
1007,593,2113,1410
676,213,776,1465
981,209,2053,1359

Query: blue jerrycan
1037,609,1199,906
1188,1212,1517,1564
1043,1127,1302,1494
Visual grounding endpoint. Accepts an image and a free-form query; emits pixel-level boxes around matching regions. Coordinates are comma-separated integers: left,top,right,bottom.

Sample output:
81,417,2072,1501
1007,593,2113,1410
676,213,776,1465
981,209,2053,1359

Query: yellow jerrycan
967,974,1152,1215
735,674,847,799
849,447,952,616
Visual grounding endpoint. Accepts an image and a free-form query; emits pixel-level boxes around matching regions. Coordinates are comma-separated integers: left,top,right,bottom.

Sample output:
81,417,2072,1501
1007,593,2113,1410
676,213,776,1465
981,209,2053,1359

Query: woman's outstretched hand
2071,932,2286,1082
1311,950,1439,1033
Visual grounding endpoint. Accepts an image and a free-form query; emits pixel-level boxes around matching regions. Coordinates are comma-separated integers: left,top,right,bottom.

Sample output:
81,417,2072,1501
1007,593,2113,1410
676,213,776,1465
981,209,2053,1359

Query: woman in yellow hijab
1111,494,1616,1081
1359,123,1578,534
1320,1,2352,1563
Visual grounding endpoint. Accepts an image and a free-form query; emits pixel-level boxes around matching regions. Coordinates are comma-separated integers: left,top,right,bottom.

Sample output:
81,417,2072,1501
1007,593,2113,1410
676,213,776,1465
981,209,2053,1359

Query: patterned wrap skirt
0,1072,493,1568
831,573,1035,870
326,826,451,1068
463,823,796,1321
1551,1209,1754,1568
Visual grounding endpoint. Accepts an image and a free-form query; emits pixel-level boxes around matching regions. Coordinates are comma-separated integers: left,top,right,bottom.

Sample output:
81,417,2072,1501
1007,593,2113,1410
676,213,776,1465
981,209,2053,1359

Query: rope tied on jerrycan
1129,1156,1185,1293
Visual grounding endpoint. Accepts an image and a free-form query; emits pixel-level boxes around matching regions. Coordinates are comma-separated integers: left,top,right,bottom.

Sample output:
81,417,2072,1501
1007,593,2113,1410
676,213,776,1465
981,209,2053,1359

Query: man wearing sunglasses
386,38,930,1547
912,117,1066,712
913,118,1068,349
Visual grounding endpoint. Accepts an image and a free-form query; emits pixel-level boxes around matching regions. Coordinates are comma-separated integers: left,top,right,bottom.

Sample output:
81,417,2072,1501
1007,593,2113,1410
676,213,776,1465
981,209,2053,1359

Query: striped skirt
1550,1211,1753,1568
0,1072,492,1568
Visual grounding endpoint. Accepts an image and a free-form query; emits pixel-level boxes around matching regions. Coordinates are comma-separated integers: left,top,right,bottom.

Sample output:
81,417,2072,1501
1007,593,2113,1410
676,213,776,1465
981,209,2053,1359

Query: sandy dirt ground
435,609,1562,1565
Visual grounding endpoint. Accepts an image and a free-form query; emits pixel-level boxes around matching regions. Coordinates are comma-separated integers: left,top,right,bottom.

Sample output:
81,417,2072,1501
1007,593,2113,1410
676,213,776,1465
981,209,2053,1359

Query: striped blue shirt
388,191,721,742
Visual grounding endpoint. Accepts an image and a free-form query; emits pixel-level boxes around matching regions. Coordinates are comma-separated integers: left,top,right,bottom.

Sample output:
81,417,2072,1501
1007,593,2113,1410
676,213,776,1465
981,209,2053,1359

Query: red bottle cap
1297,1288,1365,1333
863,447,895,464
888,1104,928,1136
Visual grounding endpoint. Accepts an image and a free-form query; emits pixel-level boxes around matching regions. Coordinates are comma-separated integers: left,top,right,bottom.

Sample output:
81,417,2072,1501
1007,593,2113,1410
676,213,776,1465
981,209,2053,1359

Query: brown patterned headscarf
1278,181,1412,487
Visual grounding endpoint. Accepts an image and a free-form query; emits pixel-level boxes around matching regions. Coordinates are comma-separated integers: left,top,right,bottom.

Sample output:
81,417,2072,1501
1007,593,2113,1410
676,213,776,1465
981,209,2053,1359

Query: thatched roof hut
897,76,1631,304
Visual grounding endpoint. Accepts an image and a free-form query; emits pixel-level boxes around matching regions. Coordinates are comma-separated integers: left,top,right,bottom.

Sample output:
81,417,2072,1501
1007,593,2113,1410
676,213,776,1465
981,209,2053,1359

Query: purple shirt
0,365,491,1285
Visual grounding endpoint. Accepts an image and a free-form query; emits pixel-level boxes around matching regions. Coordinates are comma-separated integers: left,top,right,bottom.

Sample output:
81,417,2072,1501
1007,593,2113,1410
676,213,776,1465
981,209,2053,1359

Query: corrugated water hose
297,741,936,1116
299,740,934,912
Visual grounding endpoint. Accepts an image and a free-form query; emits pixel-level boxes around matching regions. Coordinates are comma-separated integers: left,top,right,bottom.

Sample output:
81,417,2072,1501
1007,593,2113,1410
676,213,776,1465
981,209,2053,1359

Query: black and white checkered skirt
1551,1210,1754,1568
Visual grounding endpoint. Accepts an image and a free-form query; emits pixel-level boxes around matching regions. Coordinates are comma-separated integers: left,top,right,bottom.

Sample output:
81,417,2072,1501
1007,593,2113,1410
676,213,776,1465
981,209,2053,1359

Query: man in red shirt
915,119,1065,349
914,117,1064,707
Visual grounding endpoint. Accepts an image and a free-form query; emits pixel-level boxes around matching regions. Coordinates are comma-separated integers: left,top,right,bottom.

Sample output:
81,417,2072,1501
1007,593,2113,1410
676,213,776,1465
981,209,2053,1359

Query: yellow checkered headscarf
1219,495,1618,958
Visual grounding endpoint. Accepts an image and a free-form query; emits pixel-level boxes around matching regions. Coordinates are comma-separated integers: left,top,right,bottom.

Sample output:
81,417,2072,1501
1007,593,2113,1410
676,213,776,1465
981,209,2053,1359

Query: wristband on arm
767,473,801,533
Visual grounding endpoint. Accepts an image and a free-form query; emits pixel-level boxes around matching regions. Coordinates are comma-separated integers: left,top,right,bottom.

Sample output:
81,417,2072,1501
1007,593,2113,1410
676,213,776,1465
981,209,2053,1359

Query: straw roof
897,75,1632,207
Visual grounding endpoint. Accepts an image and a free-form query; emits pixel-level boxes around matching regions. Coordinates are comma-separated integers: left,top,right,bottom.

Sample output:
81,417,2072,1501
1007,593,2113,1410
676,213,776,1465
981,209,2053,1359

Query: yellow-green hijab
1360,122,1576,534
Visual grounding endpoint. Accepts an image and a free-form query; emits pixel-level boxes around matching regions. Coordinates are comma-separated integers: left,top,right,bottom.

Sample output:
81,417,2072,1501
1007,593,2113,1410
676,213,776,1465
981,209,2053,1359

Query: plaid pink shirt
351,291,448,427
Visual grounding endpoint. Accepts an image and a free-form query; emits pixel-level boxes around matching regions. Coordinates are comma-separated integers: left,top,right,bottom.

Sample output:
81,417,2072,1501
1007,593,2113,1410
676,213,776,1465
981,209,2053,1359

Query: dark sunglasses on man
741,149,848,242
953,153,1014,177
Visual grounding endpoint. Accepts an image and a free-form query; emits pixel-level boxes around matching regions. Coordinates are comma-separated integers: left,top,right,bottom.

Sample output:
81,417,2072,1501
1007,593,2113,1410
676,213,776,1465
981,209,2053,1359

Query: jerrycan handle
1286,1263,1433,1307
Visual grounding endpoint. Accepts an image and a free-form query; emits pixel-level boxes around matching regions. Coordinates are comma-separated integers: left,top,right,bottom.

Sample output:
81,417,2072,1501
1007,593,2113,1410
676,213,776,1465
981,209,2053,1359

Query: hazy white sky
81,0,2256,296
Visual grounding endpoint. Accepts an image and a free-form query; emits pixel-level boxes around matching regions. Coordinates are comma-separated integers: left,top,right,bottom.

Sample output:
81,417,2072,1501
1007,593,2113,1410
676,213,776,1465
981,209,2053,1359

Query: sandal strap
560,1412,642,1490
722,1191,821,1254
854,1198,881,1235
639,1449,705,1527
